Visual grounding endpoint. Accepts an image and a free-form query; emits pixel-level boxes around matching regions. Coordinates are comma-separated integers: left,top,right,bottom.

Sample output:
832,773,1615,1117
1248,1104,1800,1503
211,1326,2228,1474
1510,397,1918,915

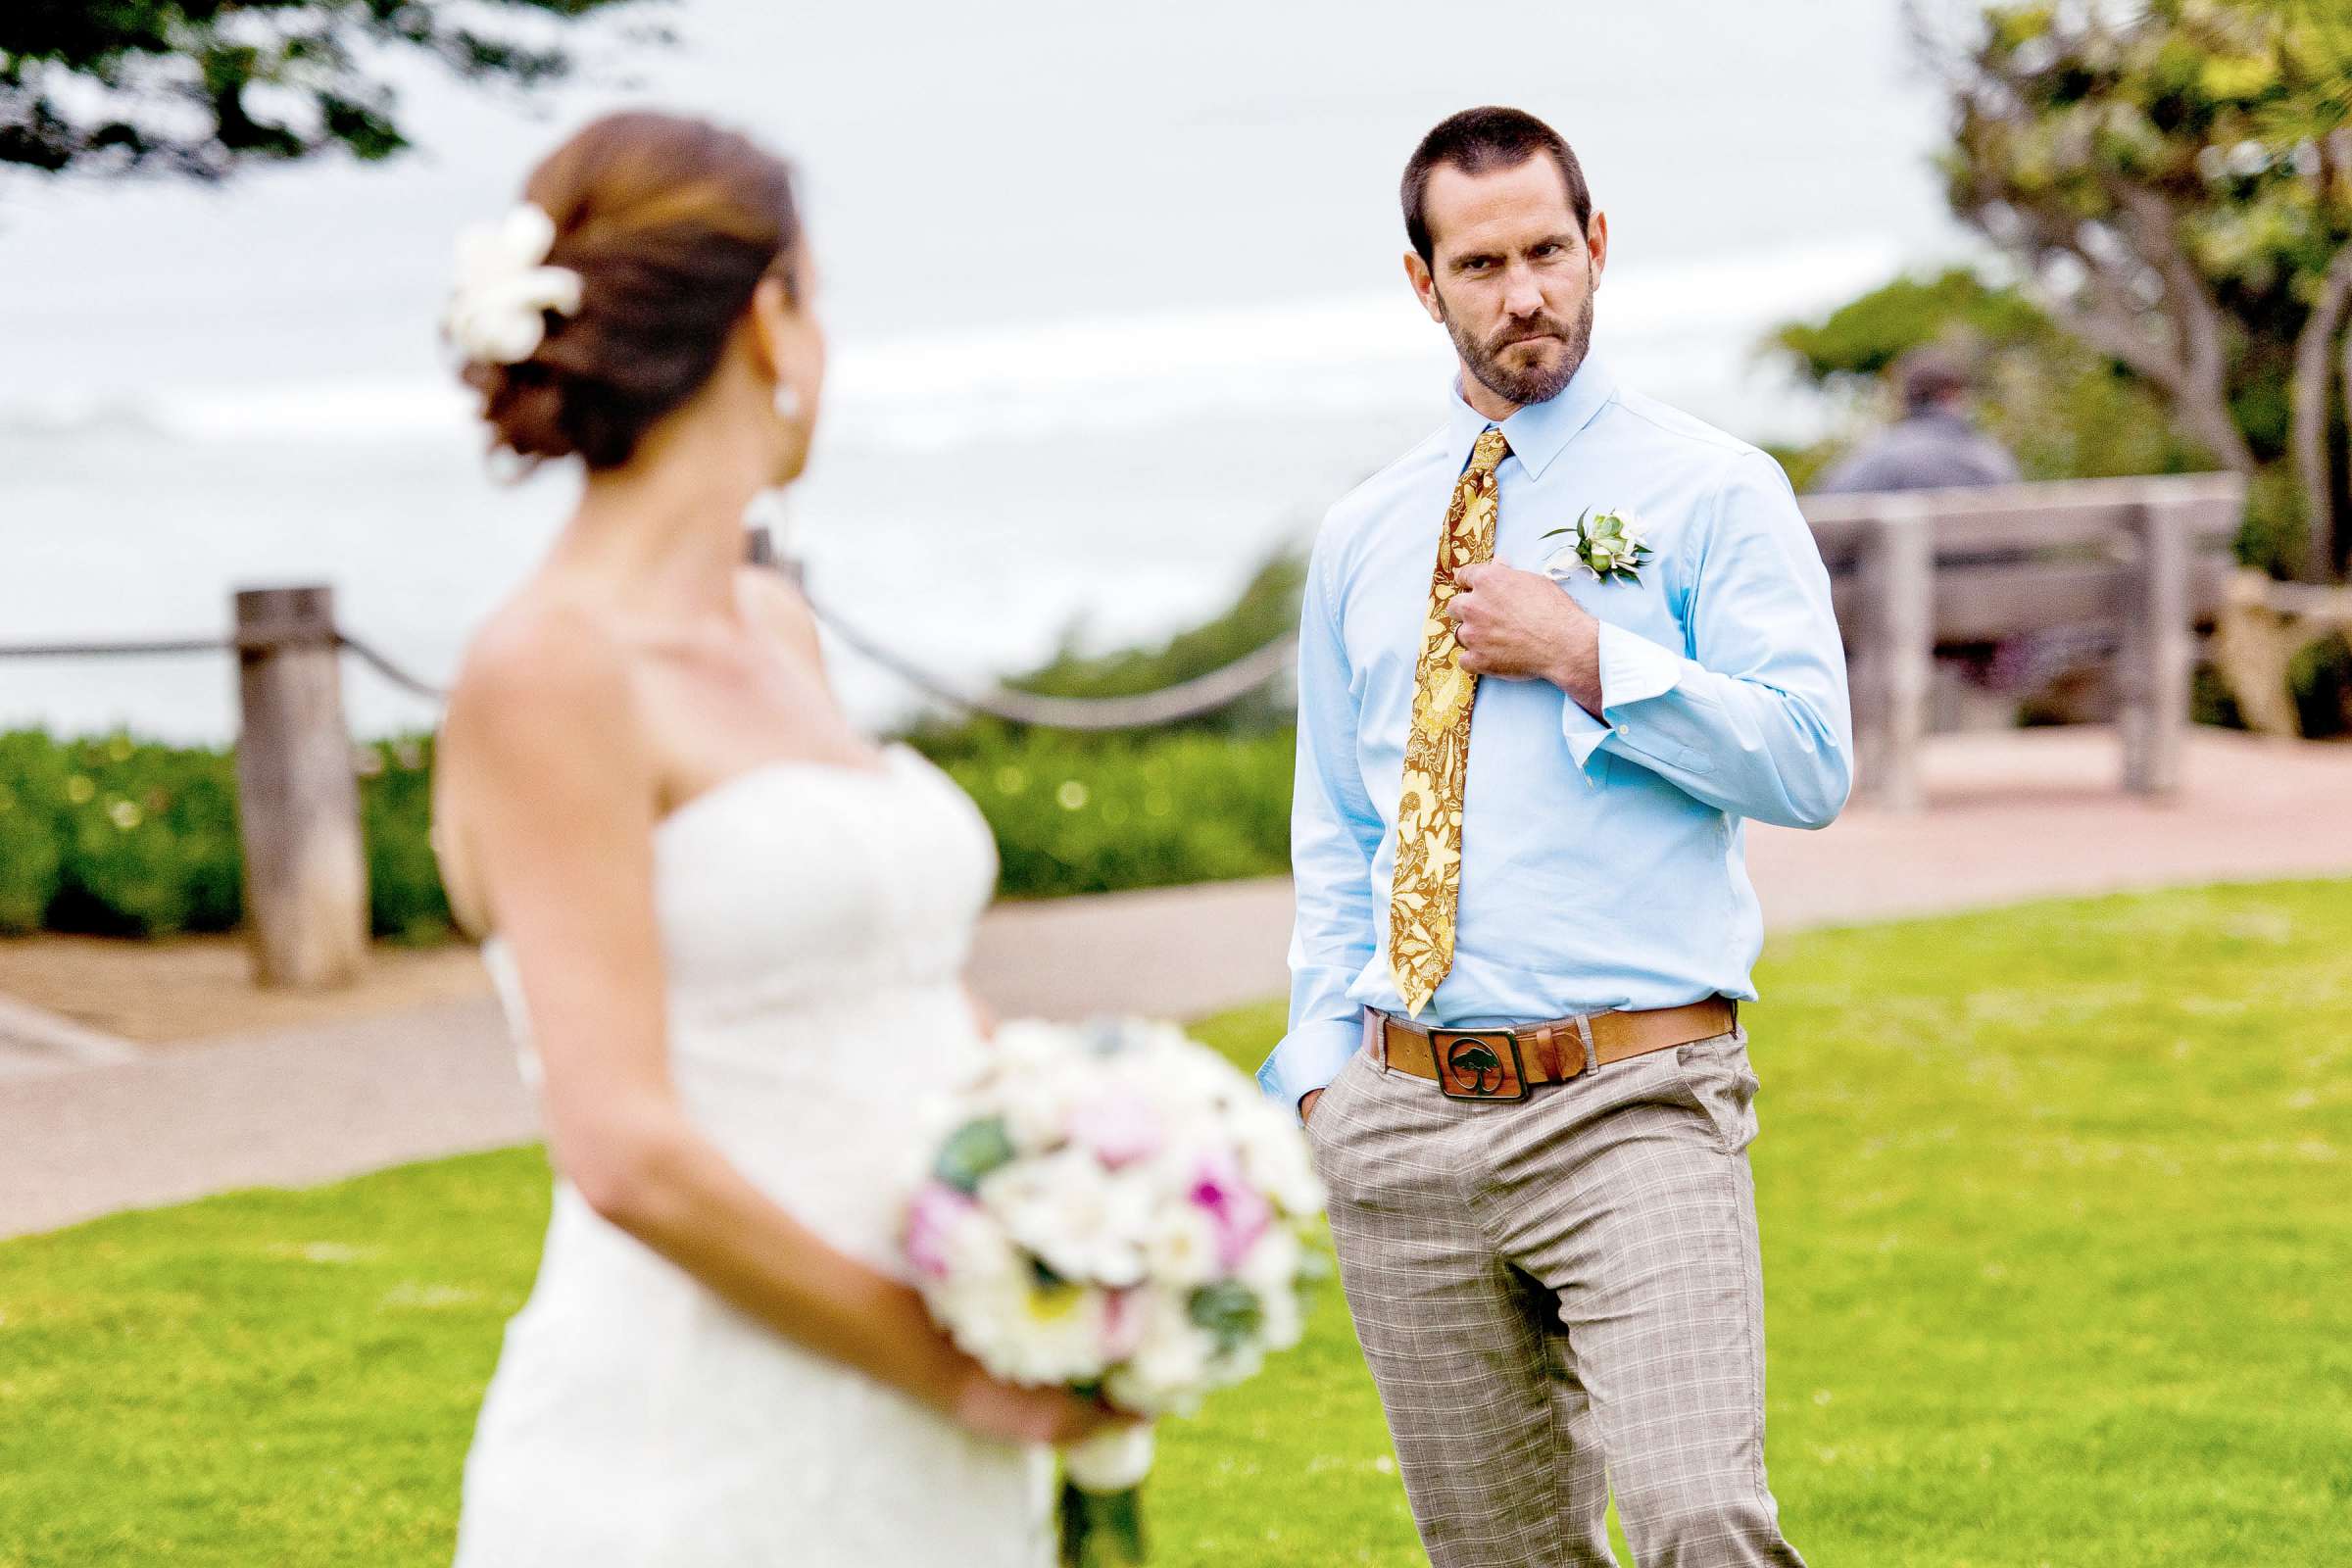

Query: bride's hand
949,1363,1130,1446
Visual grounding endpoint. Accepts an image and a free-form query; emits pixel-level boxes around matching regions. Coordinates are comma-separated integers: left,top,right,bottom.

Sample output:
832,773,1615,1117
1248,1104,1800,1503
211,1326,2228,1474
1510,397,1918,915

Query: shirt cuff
1256,1015,1364,1121
1560,698,1612,768
1560,622,1688,766
1597,620,1686,712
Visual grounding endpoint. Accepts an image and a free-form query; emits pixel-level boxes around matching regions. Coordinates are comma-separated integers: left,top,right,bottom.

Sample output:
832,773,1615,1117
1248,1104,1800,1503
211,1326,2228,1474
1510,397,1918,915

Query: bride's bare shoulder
432,594,651,937
443,593,640,760
735,564,825,668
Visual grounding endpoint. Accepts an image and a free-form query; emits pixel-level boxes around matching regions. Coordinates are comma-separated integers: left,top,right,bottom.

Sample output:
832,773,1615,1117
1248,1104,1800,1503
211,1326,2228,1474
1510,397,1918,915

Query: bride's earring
774,380,803,421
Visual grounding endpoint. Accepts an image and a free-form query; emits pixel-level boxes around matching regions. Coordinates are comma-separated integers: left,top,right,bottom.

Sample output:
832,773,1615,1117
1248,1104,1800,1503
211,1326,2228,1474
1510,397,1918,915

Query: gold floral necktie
1389,425,1509,1017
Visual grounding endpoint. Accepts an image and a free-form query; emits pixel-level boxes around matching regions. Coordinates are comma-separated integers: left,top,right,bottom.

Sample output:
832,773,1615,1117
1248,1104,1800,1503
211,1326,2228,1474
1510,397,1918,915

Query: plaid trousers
1307,1020,1806,1568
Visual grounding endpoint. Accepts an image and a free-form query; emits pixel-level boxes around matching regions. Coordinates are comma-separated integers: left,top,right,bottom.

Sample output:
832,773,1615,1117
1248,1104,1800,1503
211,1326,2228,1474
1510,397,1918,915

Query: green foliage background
0,719,1298,942
1764,267,2216,498
0,731,449,943
0,1,660,179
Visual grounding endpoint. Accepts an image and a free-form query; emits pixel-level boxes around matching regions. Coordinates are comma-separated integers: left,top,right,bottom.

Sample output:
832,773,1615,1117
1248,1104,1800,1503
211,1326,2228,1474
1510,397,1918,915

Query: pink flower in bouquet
1188,1148,1273,1272
905,1181,978,1281
1070,1089,1163,1168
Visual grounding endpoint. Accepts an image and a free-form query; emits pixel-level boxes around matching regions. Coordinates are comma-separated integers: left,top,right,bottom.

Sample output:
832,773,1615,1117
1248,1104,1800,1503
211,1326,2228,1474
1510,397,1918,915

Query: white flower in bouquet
1236,1223,1304,1304
959,1274,1115,1388
988,1040,1085,1151
1139,1199,1222,1290
980,1150,1153,1290
1229,1100,1325,1217
989,1017,1078,1073
901,1015,1328,1564
1103,1291,1221,1415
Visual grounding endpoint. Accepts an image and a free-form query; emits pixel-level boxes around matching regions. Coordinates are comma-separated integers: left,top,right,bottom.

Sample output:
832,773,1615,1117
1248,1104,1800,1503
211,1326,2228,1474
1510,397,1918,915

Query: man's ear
1404,251,1445,324
1585,211,1610,280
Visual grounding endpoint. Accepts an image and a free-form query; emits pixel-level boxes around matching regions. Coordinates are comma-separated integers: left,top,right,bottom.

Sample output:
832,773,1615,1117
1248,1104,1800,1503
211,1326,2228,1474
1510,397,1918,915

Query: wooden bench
1797,472,2247,809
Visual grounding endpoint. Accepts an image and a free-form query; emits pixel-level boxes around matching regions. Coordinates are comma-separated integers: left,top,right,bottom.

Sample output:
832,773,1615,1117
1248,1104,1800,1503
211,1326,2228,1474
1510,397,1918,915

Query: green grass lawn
4,880,2348,1566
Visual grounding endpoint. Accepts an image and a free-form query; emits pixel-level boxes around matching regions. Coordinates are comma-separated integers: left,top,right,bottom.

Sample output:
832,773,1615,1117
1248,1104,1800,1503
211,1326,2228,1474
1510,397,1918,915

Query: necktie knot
1468,426,1510,478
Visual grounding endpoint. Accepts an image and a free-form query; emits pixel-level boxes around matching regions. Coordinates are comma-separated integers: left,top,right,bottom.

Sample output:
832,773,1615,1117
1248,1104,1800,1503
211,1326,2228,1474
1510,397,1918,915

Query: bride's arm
442,617,1105,1446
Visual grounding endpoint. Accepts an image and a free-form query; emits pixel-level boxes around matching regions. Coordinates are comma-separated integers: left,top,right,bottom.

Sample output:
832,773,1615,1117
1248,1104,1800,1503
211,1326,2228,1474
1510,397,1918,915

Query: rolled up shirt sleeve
1258,531,1384,1118
1562,450,1854,829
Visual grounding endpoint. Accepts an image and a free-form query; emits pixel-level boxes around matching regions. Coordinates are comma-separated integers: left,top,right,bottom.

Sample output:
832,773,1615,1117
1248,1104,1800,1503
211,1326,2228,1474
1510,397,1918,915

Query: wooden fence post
2120,501,2192,796
1855,500,1933,812
234,585,368,989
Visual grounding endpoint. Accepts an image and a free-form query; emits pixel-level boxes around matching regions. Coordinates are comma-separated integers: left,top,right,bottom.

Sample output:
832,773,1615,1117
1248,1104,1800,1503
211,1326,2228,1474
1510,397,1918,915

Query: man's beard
1443,281,1594,409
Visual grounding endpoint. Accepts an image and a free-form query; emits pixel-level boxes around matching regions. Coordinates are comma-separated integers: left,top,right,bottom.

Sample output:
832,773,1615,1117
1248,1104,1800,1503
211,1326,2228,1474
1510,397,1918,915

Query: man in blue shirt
1261,107,1848,1567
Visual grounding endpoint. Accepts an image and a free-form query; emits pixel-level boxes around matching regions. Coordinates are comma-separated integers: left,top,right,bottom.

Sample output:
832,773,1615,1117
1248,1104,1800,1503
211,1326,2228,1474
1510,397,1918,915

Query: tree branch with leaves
1921,0,2352,579
0,0,664,181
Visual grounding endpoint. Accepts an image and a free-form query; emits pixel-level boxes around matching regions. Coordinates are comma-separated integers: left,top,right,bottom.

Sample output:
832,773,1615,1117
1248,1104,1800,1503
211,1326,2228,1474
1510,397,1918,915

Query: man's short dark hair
1401,106,1592,265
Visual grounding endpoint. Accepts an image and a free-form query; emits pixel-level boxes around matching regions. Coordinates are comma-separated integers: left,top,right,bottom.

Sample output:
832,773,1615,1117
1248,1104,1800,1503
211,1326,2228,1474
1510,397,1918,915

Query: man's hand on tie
1448,562,1603,711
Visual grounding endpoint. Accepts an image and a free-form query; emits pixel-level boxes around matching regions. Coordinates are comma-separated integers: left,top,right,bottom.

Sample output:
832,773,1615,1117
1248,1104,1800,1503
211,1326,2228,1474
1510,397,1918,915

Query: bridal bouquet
903,1017,1326,1566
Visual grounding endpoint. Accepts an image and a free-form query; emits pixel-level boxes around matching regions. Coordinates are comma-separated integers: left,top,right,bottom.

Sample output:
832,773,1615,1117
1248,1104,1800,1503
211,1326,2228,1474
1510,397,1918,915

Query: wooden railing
1798,472,2248,810
0,585,381,990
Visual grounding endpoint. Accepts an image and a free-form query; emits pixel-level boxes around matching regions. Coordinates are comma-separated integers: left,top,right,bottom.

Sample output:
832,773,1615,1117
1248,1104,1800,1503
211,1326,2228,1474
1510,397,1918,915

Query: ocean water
0,0,1960,742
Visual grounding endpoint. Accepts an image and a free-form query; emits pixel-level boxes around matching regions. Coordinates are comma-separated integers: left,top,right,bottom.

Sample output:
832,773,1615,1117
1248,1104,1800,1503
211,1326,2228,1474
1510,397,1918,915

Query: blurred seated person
1813,349,2109,727
1813,346,2020,495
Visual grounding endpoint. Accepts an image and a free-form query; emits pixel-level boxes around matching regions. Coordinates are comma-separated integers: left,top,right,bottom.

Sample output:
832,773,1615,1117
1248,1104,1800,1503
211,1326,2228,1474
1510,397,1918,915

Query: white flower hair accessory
443,204,584,366
1542,507,1652,585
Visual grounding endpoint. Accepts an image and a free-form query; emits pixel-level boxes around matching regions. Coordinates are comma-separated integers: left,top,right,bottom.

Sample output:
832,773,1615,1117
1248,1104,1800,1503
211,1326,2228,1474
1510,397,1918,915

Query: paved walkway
5,726,2349,1239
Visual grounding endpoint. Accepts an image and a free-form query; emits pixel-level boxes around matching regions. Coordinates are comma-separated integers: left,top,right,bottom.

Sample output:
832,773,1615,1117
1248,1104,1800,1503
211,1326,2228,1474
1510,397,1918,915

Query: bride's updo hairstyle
457,111,802,470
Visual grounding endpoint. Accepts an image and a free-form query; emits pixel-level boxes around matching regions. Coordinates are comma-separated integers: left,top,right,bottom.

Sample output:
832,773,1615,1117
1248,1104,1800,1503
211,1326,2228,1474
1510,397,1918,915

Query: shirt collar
1444,353,1619,482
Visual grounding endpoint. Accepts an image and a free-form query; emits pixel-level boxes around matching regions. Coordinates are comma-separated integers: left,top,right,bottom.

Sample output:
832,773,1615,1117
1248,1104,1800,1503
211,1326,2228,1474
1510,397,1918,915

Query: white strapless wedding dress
454,744,1053,1567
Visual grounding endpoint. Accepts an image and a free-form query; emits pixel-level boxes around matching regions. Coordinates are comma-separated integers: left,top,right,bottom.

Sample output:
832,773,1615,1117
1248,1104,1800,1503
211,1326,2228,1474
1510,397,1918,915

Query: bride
429,111,1114,1565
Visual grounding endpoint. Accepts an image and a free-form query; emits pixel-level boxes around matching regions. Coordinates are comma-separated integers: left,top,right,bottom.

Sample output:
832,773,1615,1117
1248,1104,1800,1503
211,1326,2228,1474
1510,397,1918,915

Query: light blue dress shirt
1257,356,1853,1112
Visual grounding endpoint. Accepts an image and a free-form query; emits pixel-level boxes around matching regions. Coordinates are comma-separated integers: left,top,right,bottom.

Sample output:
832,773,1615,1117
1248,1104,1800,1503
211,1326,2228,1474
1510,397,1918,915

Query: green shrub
895,546,1302,896
982,550,1305,737
0,732,68,934
914,727,1294,900
0,722,1302,939
0,729,449,940
42,733,242,937
359,734,453,945
2287,632,2352,740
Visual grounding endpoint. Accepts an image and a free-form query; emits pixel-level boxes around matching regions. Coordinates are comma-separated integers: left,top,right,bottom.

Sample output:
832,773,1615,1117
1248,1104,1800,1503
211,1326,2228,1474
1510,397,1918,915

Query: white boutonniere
1541,508,1651,585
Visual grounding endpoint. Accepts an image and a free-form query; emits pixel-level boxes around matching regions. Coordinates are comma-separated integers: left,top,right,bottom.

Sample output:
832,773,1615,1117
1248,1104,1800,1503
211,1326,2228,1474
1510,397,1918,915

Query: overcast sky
2,1,1984,743
0,0,1970,416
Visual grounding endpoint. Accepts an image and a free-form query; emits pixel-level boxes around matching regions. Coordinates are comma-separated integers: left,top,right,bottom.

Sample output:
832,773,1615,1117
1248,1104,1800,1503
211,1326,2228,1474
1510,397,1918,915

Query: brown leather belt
1367,998,1737,1102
